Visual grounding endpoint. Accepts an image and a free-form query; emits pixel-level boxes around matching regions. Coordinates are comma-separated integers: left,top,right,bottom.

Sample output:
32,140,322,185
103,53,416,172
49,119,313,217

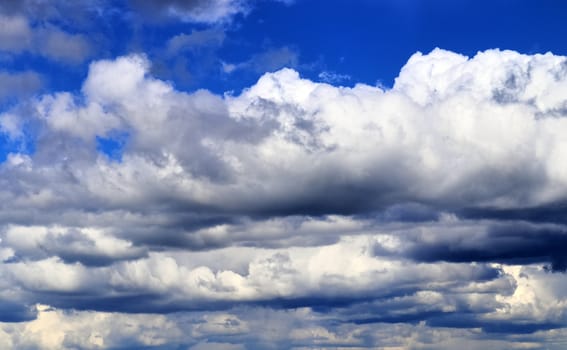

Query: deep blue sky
259,0,567,85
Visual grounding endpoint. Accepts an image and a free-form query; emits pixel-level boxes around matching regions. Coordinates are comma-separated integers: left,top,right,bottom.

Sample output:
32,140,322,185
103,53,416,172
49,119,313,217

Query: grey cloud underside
2,49,567,348
373,221,567,272
0,301,37,323
400,223,567,271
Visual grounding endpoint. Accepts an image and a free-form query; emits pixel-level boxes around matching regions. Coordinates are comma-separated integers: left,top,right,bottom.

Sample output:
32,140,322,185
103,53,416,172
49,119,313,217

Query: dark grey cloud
461,202,567,224
373,221,567,272
0,302,37,323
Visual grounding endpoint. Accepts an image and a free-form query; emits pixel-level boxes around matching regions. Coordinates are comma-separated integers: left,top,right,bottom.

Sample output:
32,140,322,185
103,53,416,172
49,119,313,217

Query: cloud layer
1,48,567,348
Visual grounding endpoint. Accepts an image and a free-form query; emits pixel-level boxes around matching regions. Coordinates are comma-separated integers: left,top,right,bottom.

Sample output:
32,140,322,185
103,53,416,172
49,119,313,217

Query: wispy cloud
222,46,299,74
318,70,351,84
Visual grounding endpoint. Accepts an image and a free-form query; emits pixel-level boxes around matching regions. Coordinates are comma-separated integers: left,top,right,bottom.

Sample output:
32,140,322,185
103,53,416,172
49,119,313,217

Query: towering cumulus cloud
1,49,567,348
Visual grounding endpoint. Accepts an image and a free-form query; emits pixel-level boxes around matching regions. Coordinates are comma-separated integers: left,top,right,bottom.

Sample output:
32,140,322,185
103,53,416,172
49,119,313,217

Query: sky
1,0,567,349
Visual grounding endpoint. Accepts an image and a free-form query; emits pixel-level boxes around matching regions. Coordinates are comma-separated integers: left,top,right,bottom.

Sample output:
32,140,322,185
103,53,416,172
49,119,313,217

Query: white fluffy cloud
1,48,567,348
16,48,567,220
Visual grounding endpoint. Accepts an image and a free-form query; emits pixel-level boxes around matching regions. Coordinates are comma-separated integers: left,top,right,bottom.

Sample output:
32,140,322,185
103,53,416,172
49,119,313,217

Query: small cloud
318,70,351,84
222,46,299,74
166,28,226,55
221,61,238,74
35,26,92,64
248,46,298,73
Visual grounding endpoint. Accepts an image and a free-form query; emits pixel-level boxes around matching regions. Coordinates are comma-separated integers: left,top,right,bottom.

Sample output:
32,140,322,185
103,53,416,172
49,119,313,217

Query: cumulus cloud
3,48,567,246
1,48,567,347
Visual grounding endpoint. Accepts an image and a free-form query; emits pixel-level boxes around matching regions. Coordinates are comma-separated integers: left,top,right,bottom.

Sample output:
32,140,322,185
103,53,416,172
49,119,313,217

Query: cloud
0,14,92,63
0,15,32,52
0,0,257,28
0,304,185,349
0,0,102,22
223,46,299,74
373,220,567,272
128,0,250,24
0,0,285,28
0,70,42,102
2,225,147,266
35,26,92,64
318,70,351,84
166,29,226,55
2,48,567,247
1,299,565,349
155,28,227,86
1,48,567,348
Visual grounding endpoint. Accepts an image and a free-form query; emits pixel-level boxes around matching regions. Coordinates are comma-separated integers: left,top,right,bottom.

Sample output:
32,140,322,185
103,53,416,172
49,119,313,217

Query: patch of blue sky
0,128,34,163
95,130,129,162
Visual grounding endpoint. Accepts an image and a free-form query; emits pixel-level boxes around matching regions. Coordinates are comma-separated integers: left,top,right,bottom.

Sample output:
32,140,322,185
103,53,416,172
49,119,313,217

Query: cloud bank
1,48,567,348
